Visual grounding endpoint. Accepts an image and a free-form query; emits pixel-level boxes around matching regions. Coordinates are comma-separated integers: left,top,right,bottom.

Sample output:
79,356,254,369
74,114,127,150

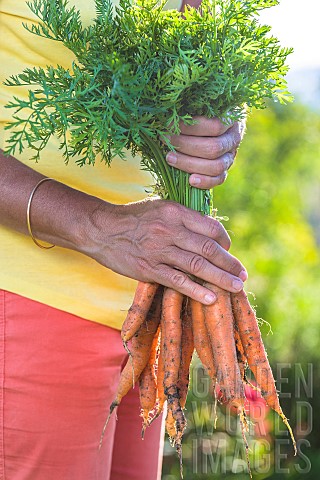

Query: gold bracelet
26,177,56,250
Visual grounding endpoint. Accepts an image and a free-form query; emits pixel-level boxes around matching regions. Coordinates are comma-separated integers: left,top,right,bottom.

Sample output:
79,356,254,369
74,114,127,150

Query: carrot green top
0,0,181,328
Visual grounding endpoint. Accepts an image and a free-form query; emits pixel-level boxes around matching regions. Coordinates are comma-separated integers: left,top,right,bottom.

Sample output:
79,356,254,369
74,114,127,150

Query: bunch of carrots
101,280,297,477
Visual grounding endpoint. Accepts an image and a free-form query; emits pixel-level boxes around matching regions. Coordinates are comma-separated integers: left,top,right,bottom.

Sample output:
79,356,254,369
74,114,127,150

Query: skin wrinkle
171,233,237,274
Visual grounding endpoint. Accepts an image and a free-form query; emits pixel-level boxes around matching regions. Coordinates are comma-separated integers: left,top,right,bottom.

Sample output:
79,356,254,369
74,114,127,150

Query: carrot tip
281,414,297,456
177,442,184,480
140,412,150,439
212,389,218,429
239,410,252,479
99,402,118,450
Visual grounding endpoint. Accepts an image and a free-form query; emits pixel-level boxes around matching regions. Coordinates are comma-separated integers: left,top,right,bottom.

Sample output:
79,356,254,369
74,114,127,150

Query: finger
165,246,244,293
166,151,234,176
189,172,228,189
169,128,241,160
179,208,231,250
172,231,246,278
154,264,219,305
179,116,232,137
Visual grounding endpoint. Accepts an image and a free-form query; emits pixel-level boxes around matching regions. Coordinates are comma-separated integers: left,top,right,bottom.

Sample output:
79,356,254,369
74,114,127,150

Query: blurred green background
161,98,320,479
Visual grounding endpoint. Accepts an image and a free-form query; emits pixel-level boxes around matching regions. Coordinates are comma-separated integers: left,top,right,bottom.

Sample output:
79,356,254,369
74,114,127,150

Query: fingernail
191,177,201,185
204,293,216,304
232,279,243,291
166,152,177,165
239,269,248,281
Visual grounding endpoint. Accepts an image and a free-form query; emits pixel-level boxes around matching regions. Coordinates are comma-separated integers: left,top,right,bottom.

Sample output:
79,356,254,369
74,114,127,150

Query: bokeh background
162,0,320,477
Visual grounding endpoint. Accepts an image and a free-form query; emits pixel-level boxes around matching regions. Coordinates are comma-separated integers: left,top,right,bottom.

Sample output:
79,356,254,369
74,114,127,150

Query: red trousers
0,290,164,480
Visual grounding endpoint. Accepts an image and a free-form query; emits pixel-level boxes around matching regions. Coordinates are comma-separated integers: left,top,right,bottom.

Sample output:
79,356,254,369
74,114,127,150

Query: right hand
83,198,247,305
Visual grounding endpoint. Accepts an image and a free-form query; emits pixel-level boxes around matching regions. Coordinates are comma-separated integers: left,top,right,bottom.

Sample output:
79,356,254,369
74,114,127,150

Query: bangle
26,177,56,250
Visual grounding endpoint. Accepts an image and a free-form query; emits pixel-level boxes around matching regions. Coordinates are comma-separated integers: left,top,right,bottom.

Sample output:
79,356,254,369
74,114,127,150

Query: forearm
0,150,110,252
0,150,246,304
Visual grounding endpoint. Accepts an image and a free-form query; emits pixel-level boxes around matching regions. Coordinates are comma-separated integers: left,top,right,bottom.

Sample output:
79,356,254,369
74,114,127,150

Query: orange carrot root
139,325,161,438
234,324,248,382
231,289,297,455
161,288,186,475
165,407,177,444
100,292,161,448
190,298,216,382
202,284,252,475
204,284,245,406
166,407,184,479
177,299,194,410
121,282,159,347
117,301,161,399
154,327,166,417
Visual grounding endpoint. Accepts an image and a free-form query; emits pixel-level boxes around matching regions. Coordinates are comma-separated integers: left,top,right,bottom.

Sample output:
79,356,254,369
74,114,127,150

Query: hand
86,198,247,305
166,116,246,189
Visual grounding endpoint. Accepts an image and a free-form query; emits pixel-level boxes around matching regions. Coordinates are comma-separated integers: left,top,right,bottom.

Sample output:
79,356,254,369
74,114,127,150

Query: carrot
165,405,186,479
177,299,194,409
139,325,161,438
148,322,167,425
231,289,297,455
204,284,251,475
204,284,246,411
190,298,216,383
161,287,186,474
99,292,161,449
155,328,166,416
165,407,177,441
190,298,219,427
114,299,161,406
121,281,159,348
234,325,259,394
161,288,184,417
234,324,247,382
165,405,185,479
234,325,260,394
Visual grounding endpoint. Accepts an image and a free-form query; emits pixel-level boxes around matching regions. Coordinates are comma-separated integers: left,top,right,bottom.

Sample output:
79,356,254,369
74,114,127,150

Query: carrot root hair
239,409,252,479
99,400,118,450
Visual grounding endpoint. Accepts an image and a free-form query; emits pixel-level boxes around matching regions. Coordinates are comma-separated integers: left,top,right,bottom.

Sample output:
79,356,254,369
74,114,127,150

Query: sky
259,0,320,71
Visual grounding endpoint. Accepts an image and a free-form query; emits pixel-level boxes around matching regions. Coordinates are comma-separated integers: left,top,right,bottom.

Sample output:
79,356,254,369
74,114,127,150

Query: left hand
165,116,246,189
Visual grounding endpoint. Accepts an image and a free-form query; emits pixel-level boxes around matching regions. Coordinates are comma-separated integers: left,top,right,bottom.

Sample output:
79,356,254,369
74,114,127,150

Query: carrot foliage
4,0,292,212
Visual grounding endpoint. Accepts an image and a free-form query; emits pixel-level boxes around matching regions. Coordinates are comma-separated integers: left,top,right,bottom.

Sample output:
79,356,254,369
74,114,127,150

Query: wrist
27,178,116,255
79,201,141,275
74,198,119,258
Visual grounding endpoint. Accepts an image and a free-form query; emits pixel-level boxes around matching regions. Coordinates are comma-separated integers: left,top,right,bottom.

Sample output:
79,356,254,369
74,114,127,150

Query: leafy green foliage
4,0,292,212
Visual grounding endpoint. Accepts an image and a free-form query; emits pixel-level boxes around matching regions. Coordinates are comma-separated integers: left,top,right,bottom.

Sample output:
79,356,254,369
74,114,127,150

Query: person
0,0,247,478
